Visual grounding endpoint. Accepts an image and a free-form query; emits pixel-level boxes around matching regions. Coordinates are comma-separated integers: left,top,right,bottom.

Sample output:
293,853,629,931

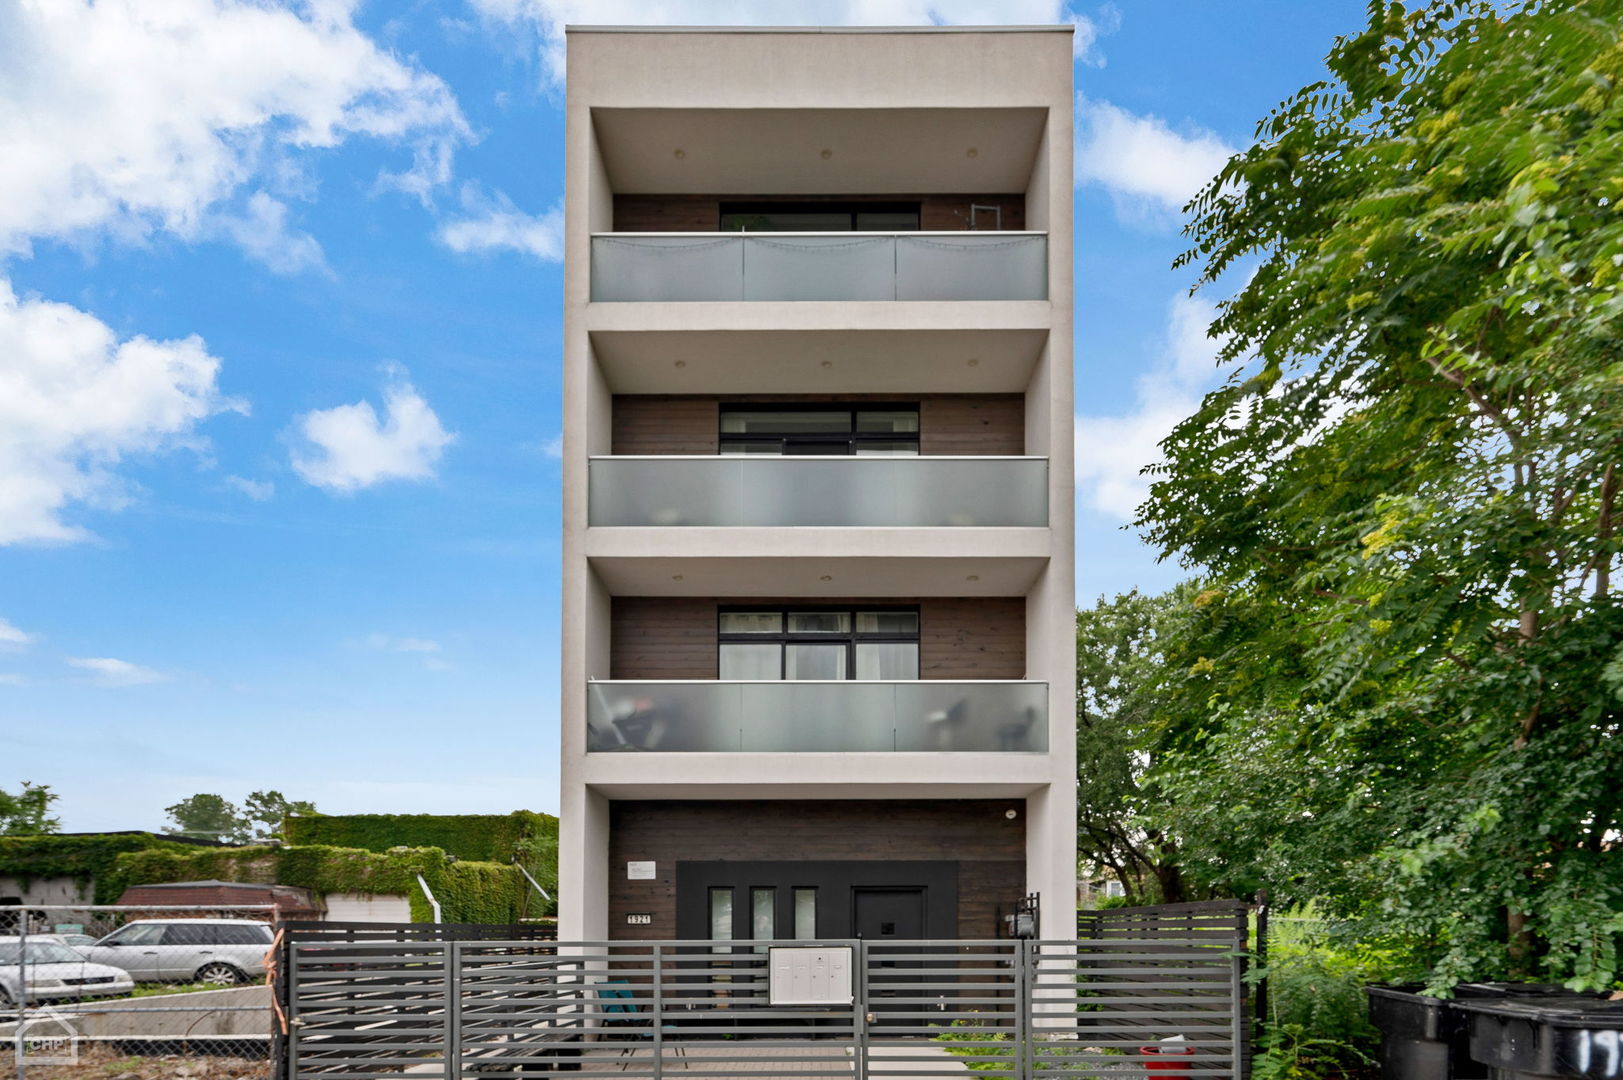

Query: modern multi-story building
559,25,1075,947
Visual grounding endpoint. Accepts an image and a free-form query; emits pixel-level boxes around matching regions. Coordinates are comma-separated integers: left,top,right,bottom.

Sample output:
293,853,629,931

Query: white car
0,938,135,1005
79,919,273,985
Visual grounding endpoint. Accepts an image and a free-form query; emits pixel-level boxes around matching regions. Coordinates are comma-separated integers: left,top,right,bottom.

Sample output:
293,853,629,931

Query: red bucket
1139,1041,1195,1075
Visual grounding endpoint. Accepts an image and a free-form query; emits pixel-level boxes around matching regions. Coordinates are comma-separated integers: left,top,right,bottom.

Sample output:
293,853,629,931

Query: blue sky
0,1,1366,832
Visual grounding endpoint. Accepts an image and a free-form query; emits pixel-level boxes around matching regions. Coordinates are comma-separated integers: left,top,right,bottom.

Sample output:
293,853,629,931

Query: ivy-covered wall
113,844,535,923
0,834,202,904
282,811,557,864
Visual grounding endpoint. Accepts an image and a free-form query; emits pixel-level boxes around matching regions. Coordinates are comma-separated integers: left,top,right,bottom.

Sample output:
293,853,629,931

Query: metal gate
278,913,1252,1079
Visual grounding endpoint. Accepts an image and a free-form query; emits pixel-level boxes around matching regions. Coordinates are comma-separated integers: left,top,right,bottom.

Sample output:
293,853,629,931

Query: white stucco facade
560,25,1076,943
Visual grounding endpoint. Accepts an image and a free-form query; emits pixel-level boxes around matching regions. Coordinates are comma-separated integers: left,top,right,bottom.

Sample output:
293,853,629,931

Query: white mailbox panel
768,946,853,1006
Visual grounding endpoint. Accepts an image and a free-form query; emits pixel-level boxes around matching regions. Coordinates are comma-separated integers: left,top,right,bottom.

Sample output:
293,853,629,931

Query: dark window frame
717,604,921,680
718,403,920,456
719,201,922,232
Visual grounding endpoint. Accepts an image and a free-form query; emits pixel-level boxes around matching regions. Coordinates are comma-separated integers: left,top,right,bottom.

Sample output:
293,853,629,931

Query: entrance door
855,888,927,1027
853,888,924,941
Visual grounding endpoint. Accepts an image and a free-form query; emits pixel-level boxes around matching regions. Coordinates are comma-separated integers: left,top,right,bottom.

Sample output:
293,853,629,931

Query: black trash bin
1366,984,1580,1079
1452,994,1623,1079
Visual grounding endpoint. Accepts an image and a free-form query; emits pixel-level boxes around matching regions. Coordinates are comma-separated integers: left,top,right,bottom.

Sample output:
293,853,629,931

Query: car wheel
0,984,12,1007
195,962,245,986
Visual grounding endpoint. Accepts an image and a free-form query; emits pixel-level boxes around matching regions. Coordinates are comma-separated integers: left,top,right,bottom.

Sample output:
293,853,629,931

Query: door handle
141,951,158,955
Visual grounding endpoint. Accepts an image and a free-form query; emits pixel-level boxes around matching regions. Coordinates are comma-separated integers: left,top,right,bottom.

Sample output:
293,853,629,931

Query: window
709,888,734,943
751,888,776,943
216,923,273,945
102,923,165,947
719,405,919,456
161,924,216,946
719,607,920,681
0,942,84,965
719,202,920,233
793,889,817,940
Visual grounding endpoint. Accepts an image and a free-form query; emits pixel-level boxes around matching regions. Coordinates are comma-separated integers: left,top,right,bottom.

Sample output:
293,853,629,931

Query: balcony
589,456,1048,528
590,232,1047,302
587,680,1048,753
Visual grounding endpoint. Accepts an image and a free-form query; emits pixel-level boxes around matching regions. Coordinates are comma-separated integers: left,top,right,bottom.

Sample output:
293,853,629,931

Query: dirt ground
0,1044,271,1079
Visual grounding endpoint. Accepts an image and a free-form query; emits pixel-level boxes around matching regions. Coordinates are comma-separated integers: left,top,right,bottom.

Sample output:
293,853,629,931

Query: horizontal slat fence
1073,900,1252,1078
277,908,1254,1080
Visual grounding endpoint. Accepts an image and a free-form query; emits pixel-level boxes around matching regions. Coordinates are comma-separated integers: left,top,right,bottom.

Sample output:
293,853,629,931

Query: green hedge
282,811,556,864
113,844,536,923
0,834,201,904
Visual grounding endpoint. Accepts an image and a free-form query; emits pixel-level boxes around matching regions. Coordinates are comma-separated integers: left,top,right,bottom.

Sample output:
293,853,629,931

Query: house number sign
626,913,653,926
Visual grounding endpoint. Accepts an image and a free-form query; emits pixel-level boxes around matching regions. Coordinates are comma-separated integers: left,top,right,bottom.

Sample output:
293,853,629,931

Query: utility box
768,946,853,1006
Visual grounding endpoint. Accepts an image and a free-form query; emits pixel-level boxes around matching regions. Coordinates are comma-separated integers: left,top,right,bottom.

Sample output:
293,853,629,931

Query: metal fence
275,907,1255,1080
2,903,278,1079
1076,900,1258,1077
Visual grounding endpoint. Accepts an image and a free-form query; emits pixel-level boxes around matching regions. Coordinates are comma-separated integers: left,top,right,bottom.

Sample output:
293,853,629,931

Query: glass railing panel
588,457,743,527
893,681,1049,752
588,457,1048,528
587,681,744,752
585,680,1048,753
589,233,1047,302
741,235,897,301
902,458,1049,527
590,235,743,302
895,234,1047,301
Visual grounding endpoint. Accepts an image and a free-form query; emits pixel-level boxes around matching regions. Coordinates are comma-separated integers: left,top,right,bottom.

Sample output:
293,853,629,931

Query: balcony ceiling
594,107,1047,194
590,328,1046,393
588,551,1048,597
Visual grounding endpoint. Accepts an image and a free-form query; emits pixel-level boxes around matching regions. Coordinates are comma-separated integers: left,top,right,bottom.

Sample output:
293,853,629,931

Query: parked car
31,933,97,948
79,919,273,985
0,938,135,1005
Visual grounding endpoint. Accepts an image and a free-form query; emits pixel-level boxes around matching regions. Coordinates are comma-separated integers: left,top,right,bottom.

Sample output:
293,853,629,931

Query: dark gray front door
853,888,924,941
856,888,928,1025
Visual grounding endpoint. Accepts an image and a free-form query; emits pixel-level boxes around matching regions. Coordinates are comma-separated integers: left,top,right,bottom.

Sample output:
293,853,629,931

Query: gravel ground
0,1044,271,1079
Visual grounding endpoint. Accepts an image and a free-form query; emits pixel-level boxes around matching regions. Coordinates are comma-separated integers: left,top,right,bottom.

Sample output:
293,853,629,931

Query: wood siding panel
920,597,1025,679
610,597,1024,679
613,194,1026,232
613,394,1023,457
611,397,719,454
608,799,1026,941
919,396,1025,455
610,598,718,679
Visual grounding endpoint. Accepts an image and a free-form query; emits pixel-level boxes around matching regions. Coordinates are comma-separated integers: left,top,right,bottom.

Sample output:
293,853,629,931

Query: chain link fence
1,904,275,1079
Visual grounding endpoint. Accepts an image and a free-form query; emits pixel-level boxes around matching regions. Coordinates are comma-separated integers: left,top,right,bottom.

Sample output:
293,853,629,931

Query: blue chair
595,980,686,1070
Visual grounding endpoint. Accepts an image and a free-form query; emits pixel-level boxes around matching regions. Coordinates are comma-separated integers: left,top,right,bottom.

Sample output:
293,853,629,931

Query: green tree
242,790,318,842
0,782,61,835
1075,588,1197,903
1141,0,1623,988
163,793,247,843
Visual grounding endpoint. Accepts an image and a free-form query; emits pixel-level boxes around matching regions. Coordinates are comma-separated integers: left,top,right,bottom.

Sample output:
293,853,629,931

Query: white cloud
291,372,455,493
539,433,564,459
0,277,243,545
1076,293,1228,522
212,193,328,276
438,186,563,261
365,634,442,654
67,656,170,687
224,475,275,501
467,1,1114,87
360,632,451,671
0,0,470,266
0,618,35,648
1075,96,1235,223
0,673,28,686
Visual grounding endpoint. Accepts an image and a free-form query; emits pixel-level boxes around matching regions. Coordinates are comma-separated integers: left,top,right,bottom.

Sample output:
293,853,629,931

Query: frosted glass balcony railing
590,232,1047,302
586,680,1049,753
589,456,1048,528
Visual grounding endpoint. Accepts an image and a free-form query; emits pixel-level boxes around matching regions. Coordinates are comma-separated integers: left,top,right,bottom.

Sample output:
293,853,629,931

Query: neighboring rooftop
565,24,1075,34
